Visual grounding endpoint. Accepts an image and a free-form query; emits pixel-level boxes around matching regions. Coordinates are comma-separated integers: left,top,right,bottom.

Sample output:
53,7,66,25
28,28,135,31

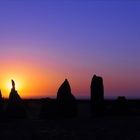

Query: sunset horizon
0,0,140,99
0,1,140,139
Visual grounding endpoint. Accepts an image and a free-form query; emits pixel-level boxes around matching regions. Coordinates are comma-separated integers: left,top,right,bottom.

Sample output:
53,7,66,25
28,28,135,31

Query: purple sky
0,0,140,99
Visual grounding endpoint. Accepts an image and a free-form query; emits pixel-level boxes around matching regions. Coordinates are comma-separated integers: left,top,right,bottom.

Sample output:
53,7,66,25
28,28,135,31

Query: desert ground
1,100,140,140
1,116,140,140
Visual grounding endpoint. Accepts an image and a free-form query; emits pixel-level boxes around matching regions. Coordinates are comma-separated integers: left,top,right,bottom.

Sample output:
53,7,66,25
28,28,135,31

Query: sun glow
0,61,56,99
1,73,26,98
3,78,24,98
5,79,22,92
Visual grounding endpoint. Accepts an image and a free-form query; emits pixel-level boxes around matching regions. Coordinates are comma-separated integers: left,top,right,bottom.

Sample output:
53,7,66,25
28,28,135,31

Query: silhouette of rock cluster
6,80,26,118
1,75,140,119
90,75,104,116
40,79,77,119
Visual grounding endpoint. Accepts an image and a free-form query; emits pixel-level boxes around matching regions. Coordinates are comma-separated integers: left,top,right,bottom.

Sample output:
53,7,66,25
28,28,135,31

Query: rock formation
57,79,77,117
0,90,2,109
113,96,130,115
6,80,26,118
90,75,104,116
0,90,3,117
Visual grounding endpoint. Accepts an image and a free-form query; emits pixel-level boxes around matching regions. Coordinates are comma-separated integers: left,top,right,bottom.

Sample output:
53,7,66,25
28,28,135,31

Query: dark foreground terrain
1,99,140,140
1,116,140,140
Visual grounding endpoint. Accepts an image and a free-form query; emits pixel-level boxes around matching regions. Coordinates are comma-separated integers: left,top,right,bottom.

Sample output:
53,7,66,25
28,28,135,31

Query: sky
0,0,140,99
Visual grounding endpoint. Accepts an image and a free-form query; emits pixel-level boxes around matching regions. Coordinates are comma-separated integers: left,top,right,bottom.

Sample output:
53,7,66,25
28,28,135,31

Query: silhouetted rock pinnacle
0,90,4,119
0,90,2,103
6,80,26,118
57,79,72,100
90,75,104,116
11,79,15,89
57,79,77,117
9,80,21,103
0,90,3,113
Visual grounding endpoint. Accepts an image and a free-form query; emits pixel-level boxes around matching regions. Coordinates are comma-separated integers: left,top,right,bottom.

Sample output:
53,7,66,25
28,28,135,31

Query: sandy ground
0,116,140,140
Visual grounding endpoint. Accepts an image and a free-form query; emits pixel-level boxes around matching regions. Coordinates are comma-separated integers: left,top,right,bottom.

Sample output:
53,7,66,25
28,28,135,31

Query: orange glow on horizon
0,59,139,99
0,60,55,99
5,79,23,93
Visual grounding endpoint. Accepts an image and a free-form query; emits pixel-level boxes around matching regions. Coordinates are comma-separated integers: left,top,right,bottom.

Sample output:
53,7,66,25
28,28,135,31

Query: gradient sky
0,0,140,99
